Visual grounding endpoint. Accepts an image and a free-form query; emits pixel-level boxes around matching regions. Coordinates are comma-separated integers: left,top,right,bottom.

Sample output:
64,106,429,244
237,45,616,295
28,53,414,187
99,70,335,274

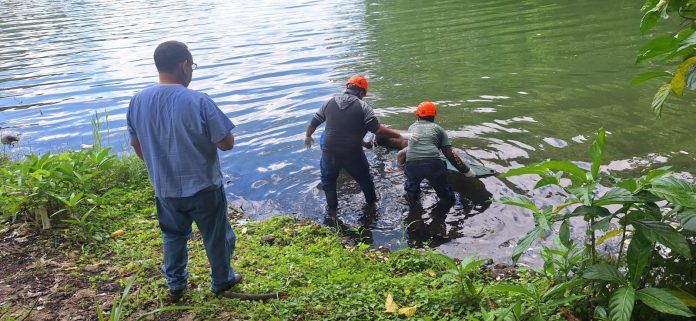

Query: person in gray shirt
127,41,241,302
304,75,405,209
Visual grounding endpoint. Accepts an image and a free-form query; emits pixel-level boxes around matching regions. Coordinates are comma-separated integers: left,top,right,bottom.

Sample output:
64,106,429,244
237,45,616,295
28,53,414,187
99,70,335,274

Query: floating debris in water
1,133,20,146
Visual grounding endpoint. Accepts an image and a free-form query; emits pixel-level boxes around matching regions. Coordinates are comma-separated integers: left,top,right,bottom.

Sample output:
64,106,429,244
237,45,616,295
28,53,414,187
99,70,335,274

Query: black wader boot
325,189,338,209
363,187,377,204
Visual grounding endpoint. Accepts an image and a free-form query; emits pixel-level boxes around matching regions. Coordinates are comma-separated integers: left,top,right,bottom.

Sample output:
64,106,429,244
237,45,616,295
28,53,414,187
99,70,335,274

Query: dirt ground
0,224,191,321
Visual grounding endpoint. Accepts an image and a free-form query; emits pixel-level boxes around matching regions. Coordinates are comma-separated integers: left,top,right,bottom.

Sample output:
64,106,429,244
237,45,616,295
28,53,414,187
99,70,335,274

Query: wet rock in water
1,133,20,146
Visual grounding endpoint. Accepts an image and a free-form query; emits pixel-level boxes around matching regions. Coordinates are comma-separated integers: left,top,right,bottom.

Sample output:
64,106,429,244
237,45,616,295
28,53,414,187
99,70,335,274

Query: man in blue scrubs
127,40,241,302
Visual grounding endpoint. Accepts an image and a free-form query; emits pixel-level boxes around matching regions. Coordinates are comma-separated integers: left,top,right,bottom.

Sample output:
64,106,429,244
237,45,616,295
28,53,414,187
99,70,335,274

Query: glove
304,136,315,149
400,132,413,140
463,168,476,178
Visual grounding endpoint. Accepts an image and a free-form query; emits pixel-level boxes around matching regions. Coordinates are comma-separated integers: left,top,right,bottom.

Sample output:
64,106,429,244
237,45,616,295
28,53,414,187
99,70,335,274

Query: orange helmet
346,74,368,93
416,101,437,117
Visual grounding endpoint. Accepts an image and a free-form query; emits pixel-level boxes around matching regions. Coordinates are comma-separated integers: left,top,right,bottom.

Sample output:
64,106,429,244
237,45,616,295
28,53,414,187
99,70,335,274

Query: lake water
2,0,695,263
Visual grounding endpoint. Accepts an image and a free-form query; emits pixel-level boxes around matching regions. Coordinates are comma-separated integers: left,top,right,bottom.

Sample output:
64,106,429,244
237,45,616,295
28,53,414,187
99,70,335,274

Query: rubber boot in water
363,188,377,204
324,189,338,209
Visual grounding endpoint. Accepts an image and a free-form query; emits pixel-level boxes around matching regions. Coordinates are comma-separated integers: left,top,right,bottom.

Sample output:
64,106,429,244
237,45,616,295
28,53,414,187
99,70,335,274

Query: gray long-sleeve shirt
310,93,379,154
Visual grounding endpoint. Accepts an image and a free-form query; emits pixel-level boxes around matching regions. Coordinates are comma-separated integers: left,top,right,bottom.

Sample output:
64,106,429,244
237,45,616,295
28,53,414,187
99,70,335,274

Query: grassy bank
0,149,543,321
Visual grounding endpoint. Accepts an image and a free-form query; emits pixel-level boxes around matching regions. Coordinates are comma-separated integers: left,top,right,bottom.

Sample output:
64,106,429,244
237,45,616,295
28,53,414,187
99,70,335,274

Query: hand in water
304,136,315,149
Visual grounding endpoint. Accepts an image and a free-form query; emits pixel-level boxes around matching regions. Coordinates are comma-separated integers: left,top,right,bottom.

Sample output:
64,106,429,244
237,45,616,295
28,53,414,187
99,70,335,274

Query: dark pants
404,159,455,203
320,151,377,204
154,186,236,293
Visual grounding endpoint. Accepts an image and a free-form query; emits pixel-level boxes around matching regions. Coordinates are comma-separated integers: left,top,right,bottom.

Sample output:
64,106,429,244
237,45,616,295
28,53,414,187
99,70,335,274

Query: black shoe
213,273,243,295
169,288,184,303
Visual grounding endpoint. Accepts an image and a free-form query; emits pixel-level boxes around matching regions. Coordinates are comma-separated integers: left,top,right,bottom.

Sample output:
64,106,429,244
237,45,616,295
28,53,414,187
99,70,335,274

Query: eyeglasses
191,63,198,70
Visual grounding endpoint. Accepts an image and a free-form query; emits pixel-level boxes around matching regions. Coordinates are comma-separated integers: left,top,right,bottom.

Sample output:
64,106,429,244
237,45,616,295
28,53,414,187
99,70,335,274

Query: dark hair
153,41,191,73
418,116,435,122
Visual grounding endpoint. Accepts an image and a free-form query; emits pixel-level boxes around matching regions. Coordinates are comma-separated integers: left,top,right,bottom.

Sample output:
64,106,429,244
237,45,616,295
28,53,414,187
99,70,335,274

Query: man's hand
304,136,315,149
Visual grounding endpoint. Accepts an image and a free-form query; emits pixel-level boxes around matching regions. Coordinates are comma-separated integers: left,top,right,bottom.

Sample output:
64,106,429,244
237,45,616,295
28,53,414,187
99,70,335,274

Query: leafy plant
633,0,696,116
489,278,587,321
0,112,118,234
439,255,487,299
499,128,696,320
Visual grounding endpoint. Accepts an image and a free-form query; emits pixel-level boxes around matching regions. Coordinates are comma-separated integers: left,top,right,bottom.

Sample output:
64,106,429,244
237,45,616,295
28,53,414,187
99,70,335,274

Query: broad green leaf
652,83,671,117
592,215,614,231
498,196,539,213
630,71,673,87
617,179,639,193
559,220,571,248
568,205,611,219
534,207,552,231
534,175,560,189
637,35,680,63
632,219,692,258
595,306,608,319
542,160,588,185
460,256,487,272
676,209,696,232
597,229,621,246
502,160,588,185
488,284,534,297
627,231,653,286
636,288,695,317
583,264,626,284
594,187,637,206
433,253,457,269
568,184,595,206
648,178,696,206
666,289,696,308
652,176,696,191
501,164,549,178
666,29,696,61
590,128,605,180
609,287,635,321
639,166,673,188
670,56,696,95
640,8,660,34
512,227,542,264
541,278,587,302
621,207,659,226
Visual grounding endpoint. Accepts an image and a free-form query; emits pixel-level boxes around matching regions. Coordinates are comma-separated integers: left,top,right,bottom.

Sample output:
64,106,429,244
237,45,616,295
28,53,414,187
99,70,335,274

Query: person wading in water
304,75,407,209
398,101,475,206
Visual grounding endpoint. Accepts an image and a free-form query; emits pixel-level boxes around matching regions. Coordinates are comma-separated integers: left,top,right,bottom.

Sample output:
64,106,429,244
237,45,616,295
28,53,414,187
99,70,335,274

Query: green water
363,0,695,172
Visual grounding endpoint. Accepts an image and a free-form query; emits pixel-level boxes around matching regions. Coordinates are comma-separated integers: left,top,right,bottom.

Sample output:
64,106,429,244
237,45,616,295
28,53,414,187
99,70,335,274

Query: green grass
0,151,549,321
